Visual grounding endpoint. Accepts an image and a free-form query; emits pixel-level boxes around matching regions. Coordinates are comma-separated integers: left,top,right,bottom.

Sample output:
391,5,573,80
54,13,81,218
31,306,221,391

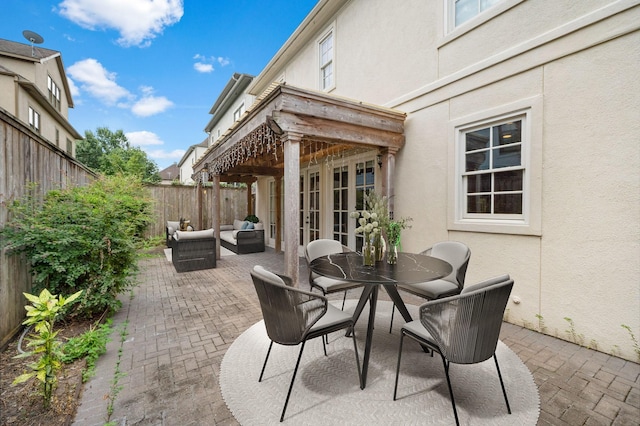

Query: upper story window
233,103,245,122
66,138,73,155
28,106,40,133
451,0,501,27
461,118,524,218
319,30,334,91
47,75,61,111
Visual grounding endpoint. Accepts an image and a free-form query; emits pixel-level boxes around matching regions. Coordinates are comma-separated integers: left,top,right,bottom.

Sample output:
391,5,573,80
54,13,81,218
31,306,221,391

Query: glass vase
374,234,385,263
387,243,399,264
362,233,375,266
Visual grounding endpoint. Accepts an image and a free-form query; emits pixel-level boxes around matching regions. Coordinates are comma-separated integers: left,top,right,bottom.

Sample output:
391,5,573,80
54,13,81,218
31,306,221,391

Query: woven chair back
420,279,513,364
250,266,326,345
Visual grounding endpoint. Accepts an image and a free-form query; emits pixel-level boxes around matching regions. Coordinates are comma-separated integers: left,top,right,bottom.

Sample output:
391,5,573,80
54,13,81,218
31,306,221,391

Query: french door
299,168,321,252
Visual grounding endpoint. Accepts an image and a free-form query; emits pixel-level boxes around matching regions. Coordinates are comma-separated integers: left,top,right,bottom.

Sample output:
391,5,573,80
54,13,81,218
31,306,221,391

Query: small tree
13,289,83,408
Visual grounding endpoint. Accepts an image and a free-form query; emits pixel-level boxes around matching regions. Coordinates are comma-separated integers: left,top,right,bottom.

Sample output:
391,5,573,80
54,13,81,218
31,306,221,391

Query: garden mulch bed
0,317,93,426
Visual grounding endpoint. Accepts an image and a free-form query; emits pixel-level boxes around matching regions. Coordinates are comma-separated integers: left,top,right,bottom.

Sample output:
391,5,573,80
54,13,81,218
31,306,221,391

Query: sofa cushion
167,221,180,235
254,222,264,230
174,229,214,241
220,224,234,231
233,219,244,230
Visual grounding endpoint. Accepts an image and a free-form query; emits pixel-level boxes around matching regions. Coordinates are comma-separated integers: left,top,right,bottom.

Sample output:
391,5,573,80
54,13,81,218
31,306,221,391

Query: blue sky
1,0,318,169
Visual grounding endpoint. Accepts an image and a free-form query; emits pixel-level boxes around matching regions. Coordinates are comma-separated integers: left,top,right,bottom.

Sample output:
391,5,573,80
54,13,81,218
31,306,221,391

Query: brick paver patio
73,249,639,425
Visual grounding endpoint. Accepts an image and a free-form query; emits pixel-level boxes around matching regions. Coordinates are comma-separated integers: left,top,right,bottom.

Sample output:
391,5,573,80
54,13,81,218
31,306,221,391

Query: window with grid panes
462,118,523,218
319,31,334,91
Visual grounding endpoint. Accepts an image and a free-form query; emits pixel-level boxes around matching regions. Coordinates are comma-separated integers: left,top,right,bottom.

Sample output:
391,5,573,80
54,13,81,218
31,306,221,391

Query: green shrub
1,174,153,316
244,214,260,223
62,319,112,382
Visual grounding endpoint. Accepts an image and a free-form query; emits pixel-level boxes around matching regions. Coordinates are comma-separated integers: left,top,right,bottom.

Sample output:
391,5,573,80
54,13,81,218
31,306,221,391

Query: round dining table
310,251,452,388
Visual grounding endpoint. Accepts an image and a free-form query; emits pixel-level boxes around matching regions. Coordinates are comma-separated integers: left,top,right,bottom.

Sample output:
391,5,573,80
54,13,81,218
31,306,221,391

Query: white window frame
448,96,542,236
233,103,245,122
442,0,524,43
47,75,61,110
317,24,335,92
28,106,40,133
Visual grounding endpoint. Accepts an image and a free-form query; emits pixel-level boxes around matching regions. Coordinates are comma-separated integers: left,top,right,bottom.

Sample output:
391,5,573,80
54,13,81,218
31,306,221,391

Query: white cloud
67,77,80,98
58,0,184,47
125,130,163,146
194,62,213,73
67,58,132,105
131,94,173,117
192,53,230,73
147,148,185,160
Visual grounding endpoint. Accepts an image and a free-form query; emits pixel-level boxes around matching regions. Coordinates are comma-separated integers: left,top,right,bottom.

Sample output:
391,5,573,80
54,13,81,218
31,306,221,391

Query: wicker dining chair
389,241,471,331
305,239,364,310
393,276,514,425
250,265,363,422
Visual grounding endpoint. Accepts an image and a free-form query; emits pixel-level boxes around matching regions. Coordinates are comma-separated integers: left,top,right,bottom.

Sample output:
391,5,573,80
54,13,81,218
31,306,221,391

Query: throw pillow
241,221,250,230
246,222,254,230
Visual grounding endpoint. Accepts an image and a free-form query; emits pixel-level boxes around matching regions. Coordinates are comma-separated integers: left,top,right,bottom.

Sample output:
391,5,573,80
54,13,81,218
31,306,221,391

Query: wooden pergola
194,84,406,284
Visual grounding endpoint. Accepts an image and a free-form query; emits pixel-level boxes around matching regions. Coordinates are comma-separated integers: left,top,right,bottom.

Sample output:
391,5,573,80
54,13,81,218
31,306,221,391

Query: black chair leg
441,357,460,426
259,341,274,382
393,331,405,400
389,305,395,333
341,290,347,310
494,354,512,414
280,341,306,422
350,329,363,389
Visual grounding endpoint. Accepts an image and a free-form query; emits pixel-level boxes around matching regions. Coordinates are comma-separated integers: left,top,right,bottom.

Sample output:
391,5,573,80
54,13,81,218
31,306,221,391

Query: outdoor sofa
219,219,265,254
171,229,216,272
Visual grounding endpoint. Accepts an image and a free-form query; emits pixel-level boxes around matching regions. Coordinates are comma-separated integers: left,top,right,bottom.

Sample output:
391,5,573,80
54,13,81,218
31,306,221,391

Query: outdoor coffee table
310,251,452,388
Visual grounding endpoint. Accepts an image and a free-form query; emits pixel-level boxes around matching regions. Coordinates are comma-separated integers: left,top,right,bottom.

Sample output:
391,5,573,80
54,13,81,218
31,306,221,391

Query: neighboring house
0,38,82,157
195,0,639,361
158,163,180,185
177,139,208,184
204,73,255,148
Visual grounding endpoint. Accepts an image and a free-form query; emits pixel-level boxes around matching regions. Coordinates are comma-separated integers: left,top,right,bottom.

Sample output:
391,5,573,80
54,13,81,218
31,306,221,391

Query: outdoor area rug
220,300,540,425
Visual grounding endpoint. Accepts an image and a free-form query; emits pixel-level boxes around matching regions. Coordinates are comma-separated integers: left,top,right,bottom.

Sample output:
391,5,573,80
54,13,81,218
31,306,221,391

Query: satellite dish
23,30,44,44
22,30,44,57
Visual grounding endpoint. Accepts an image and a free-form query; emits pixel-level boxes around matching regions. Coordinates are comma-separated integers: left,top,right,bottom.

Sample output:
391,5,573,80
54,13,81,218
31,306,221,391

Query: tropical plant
13,289,83,408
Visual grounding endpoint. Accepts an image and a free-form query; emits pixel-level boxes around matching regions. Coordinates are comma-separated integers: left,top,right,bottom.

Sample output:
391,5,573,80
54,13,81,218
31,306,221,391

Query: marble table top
310,251,452,285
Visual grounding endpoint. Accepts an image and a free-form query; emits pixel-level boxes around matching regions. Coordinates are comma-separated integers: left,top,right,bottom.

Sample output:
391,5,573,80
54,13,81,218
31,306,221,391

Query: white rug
163,246,235,262
220,300,540,425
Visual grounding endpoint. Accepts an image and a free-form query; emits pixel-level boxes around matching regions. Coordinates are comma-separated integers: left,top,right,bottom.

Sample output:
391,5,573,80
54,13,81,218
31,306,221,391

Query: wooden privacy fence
145,184,249,238
0,109,95,349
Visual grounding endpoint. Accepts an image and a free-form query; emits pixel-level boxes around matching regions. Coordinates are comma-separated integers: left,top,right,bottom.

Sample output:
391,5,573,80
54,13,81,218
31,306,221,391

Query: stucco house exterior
195,0,639,361
204,73,255,148
177,140,208,184
0,38,82,157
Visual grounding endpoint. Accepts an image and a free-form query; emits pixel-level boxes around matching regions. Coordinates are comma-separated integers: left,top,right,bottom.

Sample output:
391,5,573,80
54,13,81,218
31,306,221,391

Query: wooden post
385,150,396,218
275,175,282,253
282,132,301,286
212,174,221,259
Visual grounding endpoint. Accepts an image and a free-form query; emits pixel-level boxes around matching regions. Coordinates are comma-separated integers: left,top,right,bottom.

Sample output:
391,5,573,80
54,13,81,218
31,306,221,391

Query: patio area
73,248,639,425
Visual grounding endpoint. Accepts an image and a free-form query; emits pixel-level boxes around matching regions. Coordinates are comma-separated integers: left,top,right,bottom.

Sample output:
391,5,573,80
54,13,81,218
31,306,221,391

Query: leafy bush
1,175,153,316
62,319,112,382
